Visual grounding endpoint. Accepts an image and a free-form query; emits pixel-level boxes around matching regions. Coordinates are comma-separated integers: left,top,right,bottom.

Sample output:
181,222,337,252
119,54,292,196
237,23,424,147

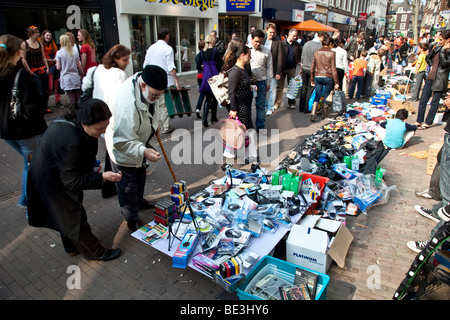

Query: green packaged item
282,172,293,191
375,166,386,182
289,175,300,195
343,156,351,169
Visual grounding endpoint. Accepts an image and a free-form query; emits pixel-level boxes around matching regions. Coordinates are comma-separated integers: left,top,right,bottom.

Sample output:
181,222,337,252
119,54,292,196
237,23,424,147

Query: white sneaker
273,105,279,110
407,240,429,253
437,205,450,222
223,149,235,159
289,105,296,109
266,110,273,116
414,205,440,223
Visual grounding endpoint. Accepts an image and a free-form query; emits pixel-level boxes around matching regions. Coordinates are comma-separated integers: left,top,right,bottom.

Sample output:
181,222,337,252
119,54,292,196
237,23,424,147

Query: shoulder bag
80,66,98,102
10,69,28,120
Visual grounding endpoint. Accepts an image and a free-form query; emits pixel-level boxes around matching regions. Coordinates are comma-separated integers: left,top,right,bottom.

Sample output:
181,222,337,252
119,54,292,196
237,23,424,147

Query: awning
287,20,338,32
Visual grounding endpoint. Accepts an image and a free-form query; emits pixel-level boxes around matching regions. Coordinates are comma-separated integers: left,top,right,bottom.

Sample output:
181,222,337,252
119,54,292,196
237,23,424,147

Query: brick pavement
0,72,446,300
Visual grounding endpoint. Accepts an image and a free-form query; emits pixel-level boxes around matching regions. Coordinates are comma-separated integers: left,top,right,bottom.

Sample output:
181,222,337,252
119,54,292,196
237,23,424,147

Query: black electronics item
228,203,240,211
202,198,215,206
225,229,242,238
289,205,300,216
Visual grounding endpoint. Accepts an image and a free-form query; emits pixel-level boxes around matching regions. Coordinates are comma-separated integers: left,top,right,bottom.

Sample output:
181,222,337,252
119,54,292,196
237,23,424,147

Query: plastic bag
286,75,302,100
337,174,398,213
332,90,346,113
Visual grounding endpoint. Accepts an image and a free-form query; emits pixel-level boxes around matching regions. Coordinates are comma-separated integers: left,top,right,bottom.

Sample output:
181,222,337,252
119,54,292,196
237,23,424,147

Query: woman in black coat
416,31,450,129
27,99,122,261
0,34,47,208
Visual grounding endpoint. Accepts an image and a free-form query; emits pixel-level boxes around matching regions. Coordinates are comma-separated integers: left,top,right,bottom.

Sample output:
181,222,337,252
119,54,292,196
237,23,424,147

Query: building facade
0,0,119,59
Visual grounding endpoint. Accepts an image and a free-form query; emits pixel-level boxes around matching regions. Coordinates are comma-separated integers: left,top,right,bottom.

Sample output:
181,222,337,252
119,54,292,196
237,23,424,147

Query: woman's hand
334,84,340,90
229,110,237,119
102,171,122,182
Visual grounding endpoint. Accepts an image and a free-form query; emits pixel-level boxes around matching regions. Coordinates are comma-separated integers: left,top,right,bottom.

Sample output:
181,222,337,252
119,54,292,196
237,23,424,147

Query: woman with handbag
56,35,84,109
196,34,223,127
0,34,47,208
81,44,130,198
20,25,51,114
40,30,62,108
310,35,339,122
226,45,258,163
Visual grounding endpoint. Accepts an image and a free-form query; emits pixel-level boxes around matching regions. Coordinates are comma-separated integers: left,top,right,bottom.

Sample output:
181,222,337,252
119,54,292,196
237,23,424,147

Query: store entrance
178,19,197,73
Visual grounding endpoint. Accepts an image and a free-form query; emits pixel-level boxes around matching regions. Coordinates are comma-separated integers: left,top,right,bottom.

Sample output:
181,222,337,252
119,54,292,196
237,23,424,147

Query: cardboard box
286,216,354,274
395,83,411,94
387,99,416,114
427,141,444,175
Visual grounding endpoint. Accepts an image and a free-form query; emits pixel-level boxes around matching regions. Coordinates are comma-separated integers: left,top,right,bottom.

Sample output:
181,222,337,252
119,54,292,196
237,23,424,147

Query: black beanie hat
141,65,167,90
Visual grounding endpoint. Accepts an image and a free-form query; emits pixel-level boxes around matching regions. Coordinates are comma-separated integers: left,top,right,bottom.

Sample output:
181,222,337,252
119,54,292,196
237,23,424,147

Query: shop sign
358,12,367,21
304,3,316,11
145,0,215,12
292,9,304,22
226,0,255,11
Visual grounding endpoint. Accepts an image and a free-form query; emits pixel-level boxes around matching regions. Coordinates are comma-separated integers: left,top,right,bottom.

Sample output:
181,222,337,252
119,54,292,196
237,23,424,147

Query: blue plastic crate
235,256,330,300
371,96,388,106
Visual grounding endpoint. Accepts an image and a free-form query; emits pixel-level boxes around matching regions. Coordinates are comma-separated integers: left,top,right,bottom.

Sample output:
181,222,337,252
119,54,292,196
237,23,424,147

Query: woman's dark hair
0,34,23,74
77,99,112,125
101,44,131,69
234,44,250,59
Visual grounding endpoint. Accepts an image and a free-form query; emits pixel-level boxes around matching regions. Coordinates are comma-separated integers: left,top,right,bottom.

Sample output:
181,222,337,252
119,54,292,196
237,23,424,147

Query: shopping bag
308,88,316,111
214,117,247,150
332,90,346,113
208,72,230,106
286,75,302,100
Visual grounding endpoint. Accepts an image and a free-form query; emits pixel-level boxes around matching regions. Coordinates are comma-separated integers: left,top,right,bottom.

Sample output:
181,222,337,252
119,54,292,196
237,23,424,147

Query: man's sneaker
55,101,63,108
407,240,429,253
415,189,433,199
266,110,273,116
289,105,295,109
414,205,440,223
195,109,201,119
437,204,450,222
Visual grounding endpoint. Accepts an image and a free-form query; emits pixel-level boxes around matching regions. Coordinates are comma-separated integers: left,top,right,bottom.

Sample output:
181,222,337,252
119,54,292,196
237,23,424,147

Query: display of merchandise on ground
129,61,448,300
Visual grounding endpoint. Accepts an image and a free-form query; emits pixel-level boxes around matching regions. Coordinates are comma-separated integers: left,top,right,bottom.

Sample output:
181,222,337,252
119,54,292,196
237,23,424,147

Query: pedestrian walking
0,34,47,209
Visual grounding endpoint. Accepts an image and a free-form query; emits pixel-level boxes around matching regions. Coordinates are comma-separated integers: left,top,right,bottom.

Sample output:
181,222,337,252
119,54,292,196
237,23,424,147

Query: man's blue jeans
431,132,450,235
255,80,267,130
5,135,41,206
417,79,442,126
265,77,277,113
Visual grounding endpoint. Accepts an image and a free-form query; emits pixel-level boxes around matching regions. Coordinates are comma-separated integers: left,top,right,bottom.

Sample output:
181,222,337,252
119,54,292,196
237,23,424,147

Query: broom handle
156,134,177,183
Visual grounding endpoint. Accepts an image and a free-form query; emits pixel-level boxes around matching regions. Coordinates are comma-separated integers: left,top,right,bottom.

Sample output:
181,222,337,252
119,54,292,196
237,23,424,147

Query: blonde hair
60,35,74,57
204,34,215,51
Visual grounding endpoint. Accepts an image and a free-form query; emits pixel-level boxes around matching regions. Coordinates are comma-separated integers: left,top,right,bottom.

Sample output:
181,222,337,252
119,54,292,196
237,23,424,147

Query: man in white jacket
105,65,167,231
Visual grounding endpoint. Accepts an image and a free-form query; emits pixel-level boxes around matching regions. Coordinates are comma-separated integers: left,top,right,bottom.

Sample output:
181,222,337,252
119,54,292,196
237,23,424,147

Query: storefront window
2,6,104,58
129,15,206,74
219,15,249,46
129,15,155,73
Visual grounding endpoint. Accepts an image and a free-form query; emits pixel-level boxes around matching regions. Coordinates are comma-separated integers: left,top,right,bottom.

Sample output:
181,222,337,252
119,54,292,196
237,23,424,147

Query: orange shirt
353,58,367,77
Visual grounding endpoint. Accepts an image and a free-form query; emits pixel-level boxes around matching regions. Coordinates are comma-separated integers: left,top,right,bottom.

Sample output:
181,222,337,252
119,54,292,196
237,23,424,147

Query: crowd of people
1,23,450,264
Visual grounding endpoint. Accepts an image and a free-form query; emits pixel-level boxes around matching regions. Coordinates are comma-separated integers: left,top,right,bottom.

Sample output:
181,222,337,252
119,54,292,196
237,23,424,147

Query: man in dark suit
274,29,301,110
263,22,282,116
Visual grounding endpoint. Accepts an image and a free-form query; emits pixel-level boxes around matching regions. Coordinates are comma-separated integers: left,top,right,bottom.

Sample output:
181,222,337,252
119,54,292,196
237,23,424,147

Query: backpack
199,48,218,93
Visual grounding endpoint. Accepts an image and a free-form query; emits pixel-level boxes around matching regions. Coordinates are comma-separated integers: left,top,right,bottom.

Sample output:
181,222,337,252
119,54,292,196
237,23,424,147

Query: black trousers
299,68,314,112
60,207,105,260
111,160,147,224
